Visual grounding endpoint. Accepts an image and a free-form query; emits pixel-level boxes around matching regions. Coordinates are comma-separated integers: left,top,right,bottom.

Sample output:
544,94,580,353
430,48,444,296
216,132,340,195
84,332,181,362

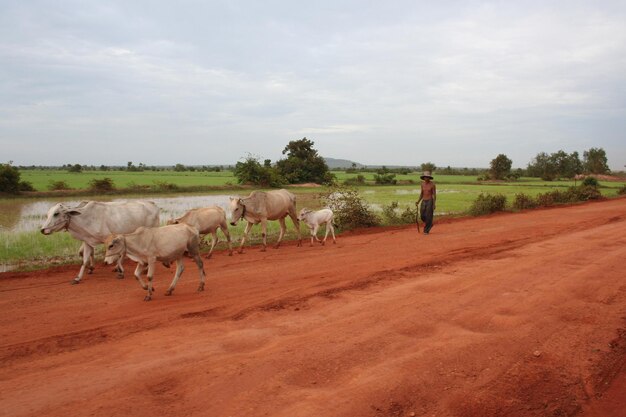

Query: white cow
229,189,302,252
40,200,160,284
167,206,233,258
298,208,337,246
104,224,206,301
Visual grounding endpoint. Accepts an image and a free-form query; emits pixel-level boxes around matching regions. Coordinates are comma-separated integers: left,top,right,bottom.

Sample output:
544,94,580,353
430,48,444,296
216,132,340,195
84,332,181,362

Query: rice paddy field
2,169,624,271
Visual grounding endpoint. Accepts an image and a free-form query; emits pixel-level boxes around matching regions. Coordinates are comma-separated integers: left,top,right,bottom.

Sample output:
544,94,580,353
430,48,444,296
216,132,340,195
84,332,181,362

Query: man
416,171,436,234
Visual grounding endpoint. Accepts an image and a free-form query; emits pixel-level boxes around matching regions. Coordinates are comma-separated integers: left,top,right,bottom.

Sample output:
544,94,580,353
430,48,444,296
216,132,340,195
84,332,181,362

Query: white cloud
0,1,625,168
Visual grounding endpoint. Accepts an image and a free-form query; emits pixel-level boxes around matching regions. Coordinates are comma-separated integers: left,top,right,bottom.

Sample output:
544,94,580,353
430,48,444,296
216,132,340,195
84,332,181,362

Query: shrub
469,193,507,216
512,193,537,210
382,201,418,225
343,174,366,186
153,181,179,191
89,177,115,192
48,180,71,191
536,192,555,207
322,187,379,229
566,185,602,201
374,172,397,185
618,184,626,195
537,185,602,206
18,181,35,192
581,176,599,187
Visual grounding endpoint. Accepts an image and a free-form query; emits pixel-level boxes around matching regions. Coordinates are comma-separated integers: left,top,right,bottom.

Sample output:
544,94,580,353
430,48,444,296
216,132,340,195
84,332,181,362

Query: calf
297,208,337,246
167,206,233,258
104,224,206,301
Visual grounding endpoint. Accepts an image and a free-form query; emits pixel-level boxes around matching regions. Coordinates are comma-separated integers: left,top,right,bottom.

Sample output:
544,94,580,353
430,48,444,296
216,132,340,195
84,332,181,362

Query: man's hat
420,171,433,180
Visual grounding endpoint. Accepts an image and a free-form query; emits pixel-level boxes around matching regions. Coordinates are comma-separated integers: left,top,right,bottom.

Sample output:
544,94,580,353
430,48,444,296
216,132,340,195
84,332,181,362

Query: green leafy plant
322,187,379,229
469,193,507,216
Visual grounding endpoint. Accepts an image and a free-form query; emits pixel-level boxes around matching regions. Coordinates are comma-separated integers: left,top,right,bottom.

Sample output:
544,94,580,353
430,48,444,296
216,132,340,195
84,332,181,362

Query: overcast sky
1,1,625,169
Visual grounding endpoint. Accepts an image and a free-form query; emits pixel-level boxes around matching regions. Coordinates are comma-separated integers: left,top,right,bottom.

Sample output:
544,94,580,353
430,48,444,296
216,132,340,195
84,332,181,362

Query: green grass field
20,170,235,190
2,169,623,271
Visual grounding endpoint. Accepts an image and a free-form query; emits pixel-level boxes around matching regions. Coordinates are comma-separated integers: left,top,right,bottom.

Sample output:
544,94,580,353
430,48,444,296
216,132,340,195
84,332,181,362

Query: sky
1,1,625,169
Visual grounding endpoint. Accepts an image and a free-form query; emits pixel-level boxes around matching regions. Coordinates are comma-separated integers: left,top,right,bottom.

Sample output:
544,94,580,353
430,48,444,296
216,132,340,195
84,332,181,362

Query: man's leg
421,199,434,233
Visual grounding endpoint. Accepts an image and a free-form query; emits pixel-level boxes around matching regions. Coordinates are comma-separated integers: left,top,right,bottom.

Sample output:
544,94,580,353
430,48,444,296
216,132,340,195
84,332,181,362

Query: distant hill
323,157,365,169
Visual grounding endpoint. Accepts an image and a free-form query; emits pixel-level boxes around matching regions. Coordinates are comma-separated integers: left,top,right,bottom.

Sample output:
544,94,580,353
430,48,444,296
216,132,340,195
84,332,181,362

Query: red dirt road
1,199,625,417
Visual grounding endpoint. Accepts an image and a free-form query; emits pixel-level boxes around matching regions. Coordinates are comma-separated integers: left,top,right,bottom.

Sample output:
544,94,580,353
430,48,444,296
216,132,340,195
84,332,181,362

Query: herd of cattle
40,189,336,301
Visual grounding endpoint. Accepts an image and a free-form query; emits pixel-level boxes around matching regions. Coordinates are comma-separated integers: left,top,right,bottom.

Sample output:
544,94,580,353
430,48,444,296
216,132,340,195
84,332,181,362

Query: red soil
1,198,625,417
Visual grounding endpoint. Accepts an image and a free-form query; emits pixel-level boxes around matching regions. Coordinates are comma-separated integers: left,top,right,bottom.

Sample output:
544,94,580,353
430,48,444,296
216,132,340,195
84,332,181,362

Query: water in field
0,195,231,233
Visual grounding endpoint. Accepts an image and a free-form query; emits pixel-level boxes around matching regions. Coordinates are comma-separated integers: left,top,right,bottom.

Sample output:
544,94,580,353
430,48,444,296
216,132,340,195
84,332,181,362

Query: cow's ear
229,197,234,201
67,210,82,216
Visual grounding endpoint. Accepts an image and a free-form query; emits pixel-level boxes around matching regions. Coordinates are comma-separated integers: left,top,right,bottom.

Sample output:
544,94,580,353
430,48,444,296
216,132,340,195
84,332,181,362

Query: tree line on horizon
0,142,618,194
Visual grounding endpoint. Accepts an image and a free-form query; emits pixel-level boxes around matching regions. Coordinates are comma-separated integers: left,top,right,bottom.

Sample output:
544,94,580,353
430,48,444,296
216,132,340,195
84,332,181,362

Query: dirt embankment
1,198,625,417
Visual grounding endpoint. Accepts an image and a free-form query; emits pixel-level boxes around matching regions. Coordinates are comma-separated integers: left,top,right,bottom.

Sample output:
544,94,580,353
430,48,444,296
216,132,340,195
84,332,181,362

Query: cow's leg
287,209,302,247
79,243,96,275
194,254,206,292
134,263,148,290
260,219,268,251
205,231,217,259
329,221,337,244
165,259,185,296
144,260,156,301
238,221,253,254
78,243,95,275
313,224,322,244
72,243,94,284
116,257,125,279
275,217,286,249
322,222,331,245
221,223,233,256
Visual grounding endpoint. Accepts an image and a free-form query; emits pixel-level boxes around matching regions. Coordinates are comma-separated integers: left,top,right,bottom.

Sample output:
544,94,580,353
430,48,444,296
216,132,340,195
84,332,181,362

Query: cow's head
229,197,245,226
166,217,179,225
298,208,313,221
104,235,126,265
40,203,81,235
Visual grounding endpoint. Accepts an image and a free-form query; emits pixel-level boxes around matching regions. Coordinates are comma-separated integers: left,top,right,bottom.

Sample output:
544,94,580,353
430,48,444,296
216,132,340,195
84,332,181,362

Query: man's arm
432,184,436,210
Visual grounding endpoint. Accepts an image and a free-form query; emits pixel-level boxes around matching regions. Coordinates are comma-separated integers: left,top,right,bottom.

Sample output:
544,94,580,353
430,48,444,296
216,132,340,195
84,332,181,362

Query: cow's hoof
143,296,152,301
116,273,124,279
204,254,212,259
165,290,173,296
228,252,233,256
261,248,267,252
321,241,326,246
197,284,205,292
70,279,80,285
88,268,94,275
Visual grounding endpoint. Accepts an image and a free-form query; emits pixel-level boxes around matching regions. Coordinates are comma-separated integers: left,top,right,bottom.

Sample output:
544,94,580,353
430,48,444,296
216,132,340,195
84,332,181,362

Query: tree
583,147,610,174
421,162,437,172
0,163,21,194
234,155,284,187
276,137,332,184
527,150,582,180
489,154,512,180
67,163,82,173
